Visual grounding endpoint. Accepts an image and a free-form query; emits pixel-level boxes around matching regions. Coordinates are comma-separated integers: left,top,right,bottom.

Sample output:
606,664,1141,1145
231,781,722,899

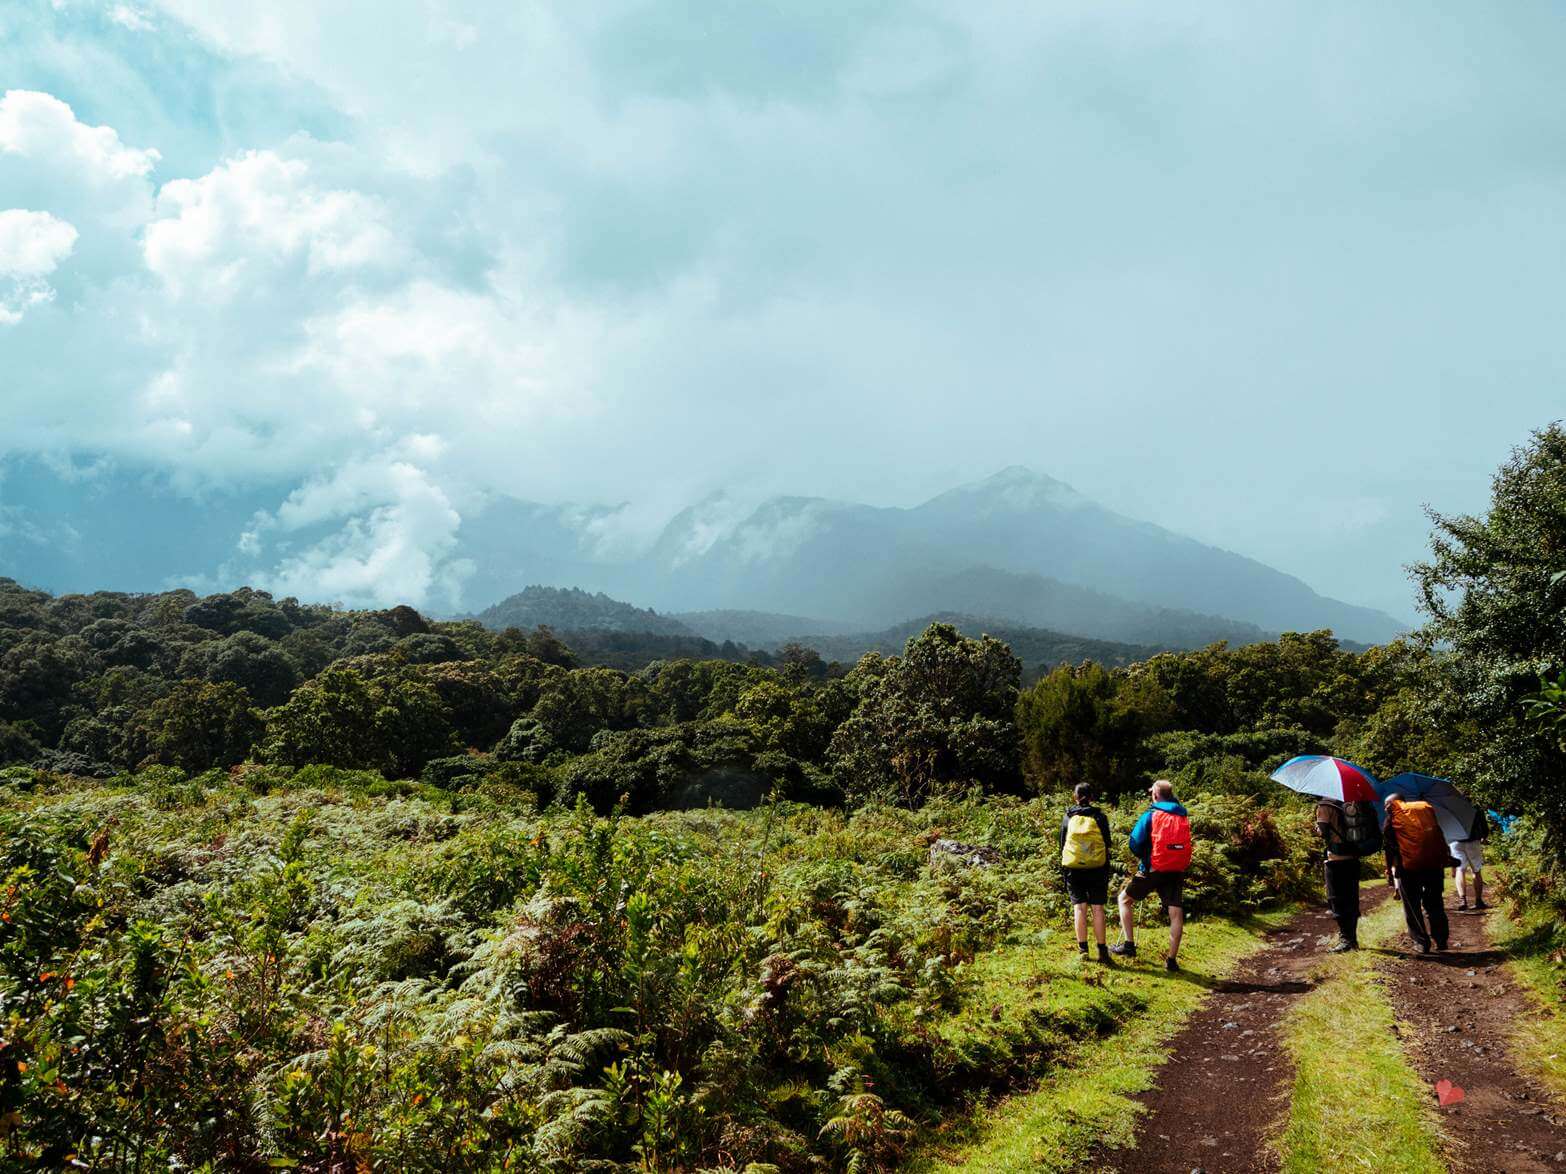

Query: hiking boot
1097,944,1112,964
1109,941,1137,958
1329,939,1355,953
1457,902,1469,911
1165,956,1180,972
1418,941,1433,954
1077,941,1089,956
1474,900,1489,910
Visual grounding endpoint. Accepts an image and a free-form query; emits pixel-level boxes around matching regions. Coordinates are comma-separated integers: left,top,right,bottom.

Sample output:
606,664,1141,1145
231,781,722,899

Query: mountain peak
923,466,1089,513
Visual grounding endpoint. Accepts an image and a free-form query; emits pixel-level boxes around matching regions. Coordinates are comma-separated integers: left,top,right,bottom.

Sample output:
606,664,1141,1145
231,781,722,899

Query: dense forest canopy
0,577,1455,815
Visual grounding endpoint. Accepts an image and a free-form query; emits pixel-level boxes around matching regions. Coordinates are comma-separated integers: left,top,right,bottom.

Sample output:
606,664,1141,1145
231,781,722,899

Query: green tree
1016,662,1172,795
264,667,460,777
531,668,649,754
1411,424,1566,855
138,680,263,771
828,623,1022,805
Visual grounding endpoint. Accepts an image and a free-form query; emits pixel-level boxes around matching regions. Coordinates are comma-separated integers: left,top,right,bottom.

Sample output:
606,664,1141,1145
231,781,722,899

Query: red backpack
1149,809,1192,873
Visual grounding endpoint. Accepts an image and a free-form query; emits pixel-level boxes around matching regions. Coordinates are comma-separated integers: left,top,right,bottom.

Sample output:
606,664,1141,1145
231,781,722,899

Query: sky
1,0,1564,621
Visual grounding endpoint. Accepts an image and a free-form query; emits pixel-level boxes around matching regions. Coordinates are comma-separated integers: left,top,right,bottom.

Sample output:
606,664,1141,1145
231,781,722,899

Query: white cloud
108,5,154,31
0,88,159,190
144,150,399,299
243,454,472,607
0,209,78,277
0,208,78,323
0,90,158,280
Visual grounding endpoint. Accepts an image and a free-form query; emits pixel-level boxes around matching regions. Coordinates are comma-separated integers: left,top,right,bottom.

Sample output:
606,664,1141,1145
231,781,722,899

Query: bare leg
1092,903,1107,946
1454,864,1467,904
1474,872,1485,907
1119,888,1136,944
1168,906,1185,959
1073,902,1088,946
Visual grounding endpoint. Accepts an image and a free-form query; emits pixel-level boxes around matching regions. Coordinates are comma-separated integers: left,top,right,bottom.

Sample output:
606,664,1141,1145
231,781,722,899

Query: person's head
1073,783,1095,805
1149,779,1175,803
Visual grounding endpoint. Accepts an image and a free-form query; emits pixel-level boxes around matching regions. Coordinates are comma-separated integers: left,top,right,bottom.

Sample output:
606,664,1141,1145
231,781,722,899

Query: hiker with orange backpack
1110,779,1192,971
1059,782,1114,963
1383,793,1451,954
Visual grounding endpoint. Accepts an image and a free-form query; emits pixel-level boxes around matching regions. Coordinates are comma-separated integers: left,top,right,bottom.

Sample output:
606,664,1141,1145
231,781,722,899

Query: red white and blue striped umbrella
1269,755,1381,803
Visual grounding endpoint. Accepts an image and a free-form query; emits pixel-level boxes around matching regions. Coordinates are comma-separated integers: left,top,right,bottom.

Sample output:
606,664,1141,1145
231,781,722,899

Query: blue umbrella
1375,772,1479,842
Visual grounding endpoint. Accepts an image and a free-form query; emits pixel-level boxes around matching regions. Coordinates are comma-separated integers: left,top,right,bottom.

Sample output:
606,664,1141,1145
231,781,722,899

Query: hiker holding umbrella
1378,772,1487,913
1270,756,1384,952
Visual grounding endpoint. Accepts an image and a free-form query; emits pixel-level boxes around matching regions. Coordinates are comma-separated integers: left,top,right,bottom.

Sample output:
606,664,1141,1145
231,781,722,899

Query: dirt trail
1379,902,1566,1172
1099,893,1389,1174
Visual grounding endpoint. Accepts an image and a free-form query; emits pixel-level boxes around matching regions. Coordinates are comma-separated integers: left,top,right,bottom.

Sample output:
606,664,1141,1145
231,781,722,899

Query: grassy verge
1273,898,1446,1174
912,909,1293,1172
1491,906,1566,1105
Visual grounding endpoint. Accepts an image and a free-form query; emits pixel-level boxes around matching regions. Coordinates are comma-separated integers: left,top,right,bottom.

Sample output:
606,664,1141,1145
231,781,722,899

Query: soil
1379,899,1566,1172
1098,892,1390,1174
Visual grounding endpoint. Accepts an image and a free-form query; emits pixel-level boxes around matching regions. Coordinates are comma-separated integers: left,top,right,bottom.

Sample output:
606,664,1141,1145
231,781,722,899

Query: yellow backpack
1061,813,1107,869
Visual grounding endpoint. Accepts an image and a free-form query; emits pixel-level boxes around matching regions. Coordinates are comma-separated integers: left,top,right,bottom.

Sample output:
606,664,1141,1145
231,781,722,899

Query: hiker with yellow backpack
1059,782,1114,963
1383,793,1452,954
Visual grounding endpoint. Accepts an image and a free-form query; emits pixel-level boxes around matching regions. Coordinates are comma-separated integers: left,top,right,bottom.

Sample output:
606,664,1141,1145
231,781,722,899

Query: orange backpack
1388,800,1448,871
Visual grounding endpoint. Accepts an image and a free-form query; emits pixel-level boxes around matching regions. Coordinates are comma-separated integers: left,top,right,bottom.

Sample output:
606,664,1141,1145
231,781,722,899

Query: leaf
1435,1078,1465,1106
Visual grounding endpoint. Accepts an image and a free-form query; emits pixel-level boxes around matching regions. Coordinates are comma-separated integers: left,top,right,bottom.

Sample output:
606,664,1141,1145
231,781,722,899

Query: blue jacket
1128,800,1189,874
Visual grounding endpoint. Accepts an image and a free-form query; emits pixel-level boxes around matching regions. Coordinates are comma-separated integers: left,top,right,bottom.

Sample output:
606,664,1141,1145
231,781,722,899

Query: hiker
1110,779,1192,971
1450,808,1488,911
1383,794,1451,954
1314,794,1381,951
1059,782,1114,963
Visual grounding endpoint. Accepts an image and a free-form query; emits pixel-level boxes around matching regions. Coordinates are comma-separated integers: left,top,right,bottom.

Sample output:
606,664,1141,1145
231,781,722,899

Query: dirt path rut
1100,894,1388,1174
1380,904,1566,1172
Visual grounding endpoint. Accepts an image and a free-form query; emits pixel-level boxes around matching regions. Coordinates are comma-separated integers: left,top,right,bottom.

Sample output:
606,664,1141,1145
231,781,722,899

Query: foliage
1411,424,1566,858
0,771,1321,1169
829,624,1023,806
1016,662,1171,795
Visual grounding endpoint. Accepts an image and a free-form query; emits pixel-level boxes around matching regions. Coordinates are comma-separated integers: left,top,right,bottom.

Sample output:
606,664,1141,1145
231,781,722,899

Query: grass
1491,905,1566,1105
1273,898,1446,1174
911,907,1294,1172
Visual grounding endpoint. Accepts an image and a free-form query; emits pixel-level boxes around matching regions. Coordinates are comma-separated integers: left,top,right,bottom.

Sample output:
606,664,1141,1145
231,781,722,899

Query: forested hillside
474,586,696,637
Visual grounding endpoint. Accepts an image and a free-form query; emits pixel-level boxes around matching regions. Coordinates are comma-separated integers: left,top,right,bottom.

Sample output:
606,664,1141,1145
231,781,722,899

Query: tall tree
1412,424,1566,855
829,622,1022,805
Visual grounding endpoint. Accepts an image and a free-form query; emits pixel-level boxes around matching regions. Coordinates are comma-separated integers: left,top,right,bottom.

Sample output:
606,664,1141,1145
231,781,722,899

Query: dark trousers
1323,859,1361,944
1397,868,1449,950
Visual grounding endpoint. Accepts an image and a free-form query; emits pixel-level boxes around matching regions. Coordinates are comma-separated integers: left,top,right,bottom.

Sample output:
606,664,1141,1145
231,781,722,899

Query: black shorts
1064,865,1110,906
1122,871,1184,910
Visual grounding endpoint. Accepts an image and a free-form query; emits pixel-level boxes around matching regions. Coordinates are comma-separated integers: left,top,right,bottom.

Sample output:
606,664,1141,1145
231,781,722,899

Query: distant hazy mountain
474,586,693,636
456,468,1409,646
791,612,1156,671
471,591,1155,676
674,609,865,646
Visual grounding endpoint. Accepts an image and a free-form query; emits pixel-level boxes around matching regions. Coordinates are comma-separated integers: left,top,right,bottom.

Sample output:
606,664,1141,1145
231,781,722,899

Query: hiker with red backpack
1314,794,1382,951
1110,779,1192,971
1059,782,1114,963
1383,793,1451,954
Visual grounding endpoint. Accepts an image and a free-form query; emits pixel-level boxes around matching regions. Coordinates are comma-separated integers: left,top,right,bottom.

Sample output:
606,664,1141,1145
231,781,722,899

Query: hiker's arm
1096,810,1112,854
1058,814,1069,850
1383,829,1399,878
1127,811,1150,860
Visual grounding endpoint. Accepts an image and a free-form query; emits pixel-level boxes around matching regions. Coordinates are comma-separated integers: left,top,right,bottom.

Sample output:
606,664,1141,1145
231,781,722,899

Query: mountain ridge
454,466,1409,646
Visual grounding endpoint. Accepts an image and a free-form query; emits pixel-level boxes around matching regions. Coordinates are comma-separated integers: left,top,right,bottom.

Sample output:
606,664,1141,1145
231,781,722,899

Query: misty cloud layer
3,1,1565,620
